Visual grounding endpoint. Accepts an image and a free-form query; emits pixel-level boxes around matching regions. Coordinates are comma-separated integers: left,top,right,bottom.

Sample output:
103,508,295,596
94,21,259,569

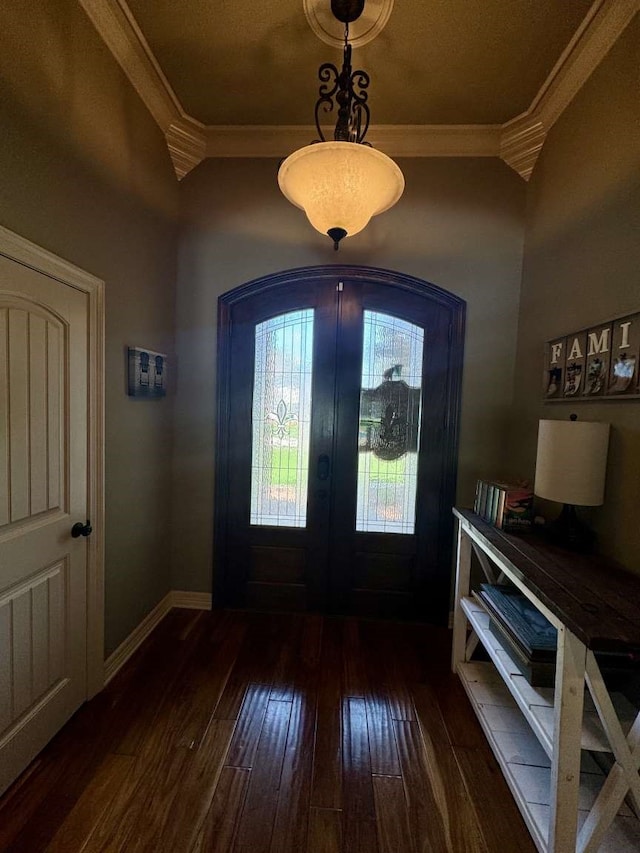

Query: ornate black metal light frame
314,1,370,146
278,0,404,250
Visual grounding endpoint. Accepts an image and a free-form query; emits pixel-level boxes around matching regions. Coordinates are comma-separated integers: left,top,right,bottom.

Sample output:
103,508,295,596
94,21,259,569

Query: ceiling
124,0,594,126
80,0,638,179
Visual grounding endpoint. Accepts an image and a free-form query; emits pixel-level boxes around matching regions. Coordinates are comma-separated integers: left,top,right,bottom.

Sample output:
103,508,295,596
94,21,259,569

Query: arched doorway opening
214,266,465,623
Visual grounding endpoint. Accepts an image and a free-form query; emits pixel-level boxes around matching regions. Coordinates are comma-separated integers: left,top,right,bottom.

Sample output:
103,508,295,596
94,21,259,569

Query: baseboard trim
104,593,173,685
103,590,211,685
170,590,212,610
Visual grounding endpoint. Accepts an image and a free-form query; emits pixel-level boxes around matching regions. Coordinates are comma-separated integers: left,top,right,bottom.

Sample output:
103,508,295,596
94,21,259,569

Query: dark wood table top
454,508,640,652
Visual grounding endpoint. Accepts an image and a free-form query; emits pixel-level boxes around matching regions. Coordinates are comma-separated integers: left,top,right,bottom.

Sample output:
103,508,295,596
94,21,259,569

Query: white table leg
577,652,640,852
548,627,587,853
452,520,472,673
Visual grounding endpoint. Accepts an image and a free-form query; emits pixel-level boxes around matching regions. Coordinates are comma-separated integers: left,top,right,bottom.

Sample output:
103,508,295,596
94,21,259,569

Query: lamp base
546,503,595,552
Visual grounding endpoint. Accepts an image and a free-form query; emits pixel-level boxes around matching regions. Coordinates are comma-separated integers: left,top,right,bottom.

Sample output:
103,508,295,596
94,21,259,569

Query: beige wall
0,0,180,654
509,16,640,570
5,0,634,641
173,157,526,591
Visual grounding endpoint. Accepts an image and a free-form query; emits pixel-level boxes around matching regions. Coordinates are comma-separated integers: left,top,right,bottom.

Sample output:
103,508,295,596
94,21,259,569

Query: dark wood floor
0,609,536,852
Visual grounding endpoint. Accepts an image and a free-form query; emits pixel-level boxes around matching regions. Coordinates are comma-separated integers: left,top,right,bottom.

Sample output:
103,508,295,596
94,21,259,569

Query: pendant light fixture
278,0,404,250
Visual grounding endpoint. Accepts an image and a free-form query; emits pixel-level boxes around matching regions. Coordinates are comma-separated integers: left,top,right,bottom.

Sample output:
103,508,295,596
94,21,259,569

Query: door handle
317,454,330,481
71,520,93,538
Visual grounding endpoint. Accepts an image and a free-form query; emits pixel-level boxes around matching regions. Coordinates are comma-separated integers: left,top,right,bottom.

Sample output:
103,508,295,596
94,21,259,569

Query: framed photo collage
544,311,639,402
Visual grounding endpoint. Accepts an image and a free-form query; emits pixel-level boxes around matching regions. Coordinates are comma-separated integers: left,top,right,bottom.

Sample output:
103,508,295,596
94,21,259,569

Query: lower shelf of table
460,596,638,756
458,660,640,852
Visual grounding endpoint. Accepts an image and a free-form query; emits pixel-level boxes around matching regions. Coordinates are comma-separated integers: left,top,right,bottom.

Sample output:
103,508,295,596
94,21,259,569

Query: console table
452,508,640,853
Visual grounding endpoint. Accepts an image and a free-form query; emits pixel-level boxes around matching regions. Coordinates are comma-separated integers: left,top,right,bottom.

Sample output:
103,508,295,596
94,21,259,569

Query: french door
215,267,464,623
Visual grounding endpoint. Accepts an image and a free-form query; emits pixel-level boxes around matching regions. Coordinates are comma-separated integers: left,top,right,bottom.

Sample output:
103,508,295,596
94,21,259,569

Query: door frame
214,265,465,616
0,225,105,697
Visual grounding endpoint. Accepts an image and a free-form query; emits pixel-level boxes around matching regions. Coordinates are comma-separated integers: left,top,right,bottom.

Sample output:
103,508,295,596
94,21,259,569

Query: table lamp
534,414,610,551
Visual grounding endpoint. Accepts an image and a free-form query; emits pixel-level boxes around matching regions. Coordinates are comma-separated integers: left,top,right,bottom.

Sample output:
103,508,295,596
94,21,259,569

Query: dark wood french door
215,267,464,623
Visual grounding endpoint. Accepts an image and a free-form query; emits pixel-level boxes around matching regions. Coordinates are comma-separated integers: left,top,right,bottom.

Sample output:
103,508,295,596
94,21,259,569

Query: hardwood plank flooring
372,775,415,853
307,808,342,853
311,619,343,811
193,765,250,852
0,610,537,852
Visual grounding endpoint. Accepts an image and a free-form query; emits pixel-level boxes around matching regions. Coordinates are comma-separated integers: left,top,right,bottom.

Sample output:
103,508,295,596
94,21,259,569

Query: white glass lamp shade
534,419,610,506
278,141,405,241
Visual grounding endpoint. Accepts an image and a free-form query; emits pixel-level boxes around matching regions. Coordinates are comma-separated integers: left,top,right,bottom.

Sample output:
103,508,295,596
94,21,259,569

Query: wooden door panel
246,544,308,611
223,279,338,611
0,306,66,527
0,561,68,723
330,279,453,619
245,578,308,612
0,311,5,527
47,322,63,511
249,545,307,584
353,552,415,591
0,257,88,796
28,314,48,515
6,308,29,522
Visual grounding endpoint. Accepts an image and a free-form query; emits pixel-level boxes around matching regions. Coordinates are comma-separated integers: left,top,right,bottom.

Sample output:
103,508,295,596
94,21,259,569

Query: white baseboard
103,589,211,685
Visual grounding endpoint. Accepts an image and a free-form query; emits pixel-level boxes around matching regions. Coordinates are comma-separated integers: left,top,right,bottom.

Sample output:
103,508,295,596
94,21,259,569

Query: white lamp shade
534,419,610,506
278,141,405,239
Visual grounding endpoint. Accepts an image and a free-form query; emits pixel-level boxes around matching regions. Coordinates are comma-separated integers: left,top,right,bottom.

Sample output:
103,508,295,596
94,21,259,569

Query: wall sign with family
544,310,640,401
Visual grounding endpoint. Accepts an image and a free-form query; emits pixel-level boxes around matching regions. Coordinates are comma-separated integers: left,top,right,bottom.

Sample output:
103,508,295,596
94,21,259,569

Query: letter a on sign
568,338,583,360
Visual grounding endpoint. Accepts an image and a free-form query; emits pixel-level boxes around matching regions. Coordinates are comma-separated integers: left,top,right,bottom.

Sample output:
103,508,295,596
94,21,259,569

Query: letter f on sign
551,342,563,364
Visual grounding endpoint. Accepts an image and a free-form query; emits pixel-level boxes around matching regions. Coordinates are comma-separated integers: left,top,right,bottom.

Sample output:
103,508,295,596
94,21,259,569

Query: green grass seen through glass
267,447,410,486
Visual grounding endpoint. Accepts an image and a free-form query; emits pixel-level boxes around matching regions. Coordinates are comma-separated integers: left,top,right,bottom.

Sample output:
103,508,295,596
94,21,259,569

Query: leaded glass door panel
217,268,464,622
355,311,424,534
250,310,314,528
223,278,338,612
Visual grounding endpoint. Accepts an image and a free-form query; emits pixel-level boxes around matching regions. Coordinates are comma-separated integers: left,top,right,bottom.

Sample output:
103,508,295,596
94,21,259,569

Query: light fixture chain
313,17,370,145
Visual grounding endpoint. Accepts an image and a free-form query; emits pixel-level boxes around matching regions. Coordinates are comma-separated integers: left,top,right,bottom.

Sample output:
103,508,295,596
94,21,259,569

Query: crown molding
499,118,547,181
79,0,182,130
534,0,639,129
499,0,639,180
368,125,502,158
167,116,207,180
204,124,501,160
82,0,639,182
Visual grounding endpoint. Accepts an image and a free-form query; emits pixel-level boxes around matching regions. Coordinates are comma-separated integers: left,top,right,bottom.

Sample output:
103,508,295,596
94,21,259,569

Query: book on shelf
498,482,533,531
476,583,640,688
475,584,556,686
473,479,533,531
474,480,487,518
494,488,507,529
485,484,496,523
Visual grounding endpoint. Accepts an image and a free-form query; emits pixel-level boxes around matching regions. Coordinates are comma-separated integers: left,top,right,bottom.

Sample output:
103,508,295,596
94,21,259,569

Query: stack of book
477,583,557,686
476,583,640,688
473,479,533,531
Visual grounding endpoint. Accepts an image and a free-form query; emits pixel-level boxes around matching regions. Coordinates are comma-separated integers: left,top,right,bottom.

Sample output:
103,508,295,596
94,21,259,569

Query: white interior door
0,255,89,796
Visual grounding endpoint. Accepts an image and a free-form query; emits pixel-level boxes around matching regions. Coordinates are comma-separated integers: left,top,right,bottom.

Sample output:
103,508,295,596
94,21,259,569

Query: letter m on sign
588,327,611,356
